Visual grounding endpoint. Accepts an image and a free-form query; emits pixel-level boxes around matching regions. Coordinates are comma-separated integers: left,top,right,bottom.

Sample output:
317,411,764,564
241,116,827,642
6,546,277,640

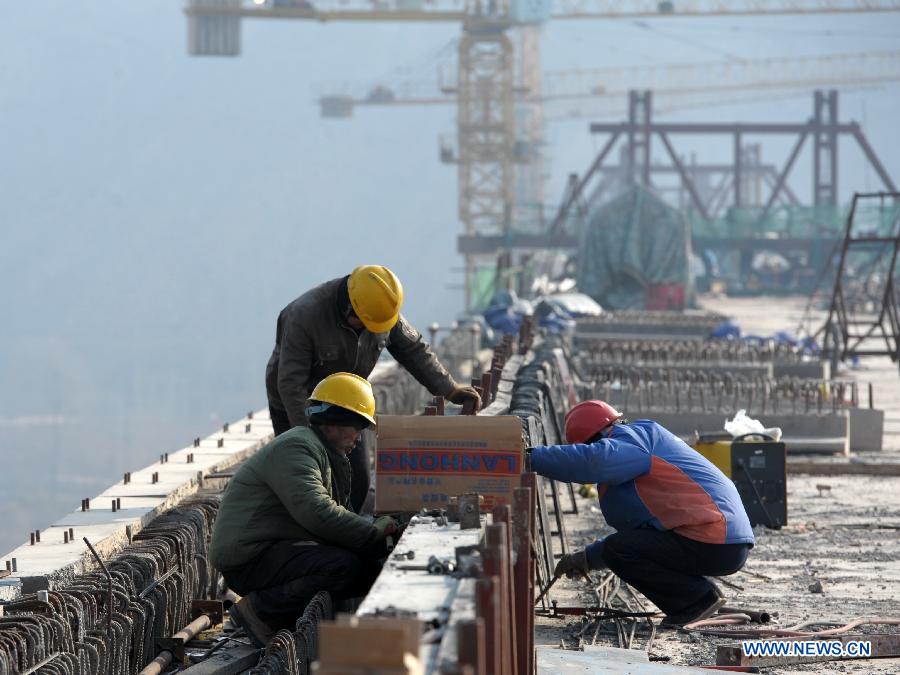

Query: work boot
660,590,727,628
229,596,275,648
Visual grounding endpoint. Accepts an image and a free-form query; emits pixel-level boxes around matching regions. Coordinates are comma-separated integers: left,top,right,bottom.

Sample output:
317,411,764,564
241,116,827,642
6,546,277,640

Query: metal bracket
155,636,186,663
459,493,481,530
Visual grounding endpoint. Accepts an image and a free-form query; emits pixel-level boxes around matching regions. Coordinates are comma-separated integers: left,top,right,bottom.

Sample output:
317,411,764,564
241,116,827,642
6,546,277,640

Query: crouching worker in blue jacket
529,400,754,626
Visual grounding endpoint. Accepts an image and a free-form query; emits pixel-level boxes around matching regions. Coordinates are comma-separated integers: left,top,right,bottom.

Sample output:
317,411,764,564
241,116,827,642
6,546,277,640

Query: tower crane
185,0,900,308
319,51,900,119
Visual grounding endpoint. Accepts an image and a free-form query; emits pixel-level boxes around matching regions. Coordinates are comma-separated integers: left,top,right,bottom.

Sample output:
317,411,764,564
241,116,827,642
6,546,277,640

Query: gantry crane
185,0,900,308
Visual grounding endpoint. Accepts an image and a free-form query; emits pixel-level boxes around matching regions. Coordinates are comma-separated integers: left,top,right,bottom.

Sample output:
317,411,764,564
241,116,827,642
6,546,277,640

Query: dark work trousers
223,541,383,628
598,528,751,616
268,404,371,514
269,404,292,437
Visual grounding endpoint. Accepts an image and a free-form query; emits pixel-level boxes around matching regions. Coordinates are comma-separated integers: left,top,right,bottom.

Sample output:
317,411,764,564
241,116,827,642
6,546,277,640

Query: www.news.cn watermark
742,640,873,659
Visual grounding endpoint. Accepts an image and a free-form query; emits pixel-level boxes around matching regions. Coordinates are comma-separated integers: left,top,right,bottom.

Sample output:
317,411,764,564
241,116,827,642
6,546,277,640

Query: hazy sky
1,2,898,552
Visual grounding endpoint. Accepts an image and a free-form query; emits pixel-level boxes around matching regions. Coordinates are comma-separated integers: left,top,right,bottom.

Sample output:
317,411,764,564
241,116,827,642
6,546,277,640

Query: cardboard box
314,654,422,675
375,415,524,513
317,616,423,674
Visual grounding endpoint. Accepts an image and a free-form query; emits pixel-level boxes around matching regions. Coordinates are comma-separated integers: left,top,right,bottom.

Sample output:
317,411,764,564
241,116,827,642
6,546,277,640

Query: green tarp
576,186,692,309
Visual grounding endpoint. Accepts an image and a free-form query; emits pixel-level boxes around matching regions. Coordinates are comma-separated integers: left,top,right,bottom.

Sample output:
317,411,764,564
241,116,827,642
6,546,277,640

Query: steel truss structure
551,90,897,233
820,192,900,374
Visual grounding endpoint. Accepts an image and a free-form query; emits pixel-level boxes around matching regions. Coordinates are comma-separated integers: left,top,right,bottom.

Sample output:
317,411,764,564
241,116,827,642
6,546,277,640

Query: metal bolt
11,559,16,573
116,498,121,511
68,527,73,540
152,472,158,484
248,410,254,419
30,533,35,546
194,437,200,448
223,422,229,433
112,500,117,513
164,452,169,462
160,454,165,464
64,531,69,544
217,438,224,448
245,423,252,433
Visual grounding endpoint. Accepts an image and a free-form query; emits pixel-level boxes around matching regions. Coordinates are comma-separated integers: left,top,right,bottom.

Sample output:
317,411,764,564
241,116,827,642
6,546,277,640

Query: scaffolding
819,192,900,375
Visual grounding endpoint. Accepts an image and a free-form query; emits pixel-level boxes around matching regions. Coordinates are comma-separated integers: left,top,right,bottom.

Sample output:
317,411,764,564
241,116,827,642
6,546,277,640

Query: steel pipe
138,614,212,675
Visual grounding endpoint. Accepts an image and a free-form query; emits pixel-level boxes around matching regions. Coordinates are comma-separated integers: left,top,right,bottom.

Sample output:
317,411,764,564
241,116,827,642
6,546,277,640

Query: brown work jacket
265,277,456,426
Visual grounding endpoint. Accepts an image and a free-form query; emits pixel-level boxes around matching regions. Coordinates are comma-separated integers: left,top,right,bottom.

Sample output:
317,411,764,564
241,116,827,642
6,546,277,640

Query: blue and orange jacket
531,420,754,549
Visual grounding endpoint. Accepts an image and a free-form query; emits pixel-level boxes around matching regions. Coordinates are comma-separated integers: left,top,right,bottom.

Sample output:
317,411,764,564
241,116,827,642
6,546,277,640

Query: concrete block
846,407,885,452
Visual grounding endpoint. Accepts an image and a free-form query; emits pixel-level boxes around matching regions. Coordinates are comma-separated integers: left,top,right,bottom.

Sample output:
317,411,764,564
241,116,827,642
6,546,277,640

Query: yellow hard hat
308,372,377,426
348,265,404,333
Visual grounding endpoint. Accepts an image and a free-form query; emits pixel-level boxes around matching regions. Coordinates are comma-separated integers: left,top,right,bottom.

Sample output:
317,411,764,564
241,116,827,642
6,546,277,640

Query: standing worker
266,265,482,512
529,400,754,626
211,373,400,646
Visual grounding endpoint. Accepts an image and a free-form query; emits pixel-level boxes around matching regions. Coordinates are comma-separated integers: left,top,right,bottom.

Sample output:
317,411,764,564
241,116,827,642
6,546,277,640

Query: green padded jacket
210,426,376,571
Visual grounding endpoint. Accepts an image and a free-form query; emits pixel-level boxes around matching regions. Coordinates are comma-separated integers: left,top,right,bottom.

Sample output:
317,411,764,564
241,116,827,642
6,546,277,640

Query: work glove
447,385,482,411
372,516,399,541
554,549,590,579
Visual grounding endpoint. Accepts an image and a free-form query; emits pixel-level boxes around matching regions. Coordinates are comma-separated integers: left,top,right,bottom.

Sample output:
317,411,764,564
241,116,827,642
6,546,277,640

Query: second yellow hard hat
308,372,377,426
348,265,404,333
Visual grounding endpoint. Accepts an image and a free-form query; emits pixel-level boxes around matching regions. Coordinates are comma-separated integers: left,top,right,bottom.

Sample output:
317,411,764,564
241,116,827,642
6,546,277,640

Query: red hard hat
564,400,622,444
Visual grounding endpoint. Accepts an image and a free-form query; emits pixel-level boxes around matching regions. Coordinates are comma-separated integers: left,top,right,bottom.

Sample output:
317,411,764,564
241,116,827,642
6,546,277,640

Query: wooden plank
582,645,649,662
717,633,900,668
180,645,260,674
537,646,739,674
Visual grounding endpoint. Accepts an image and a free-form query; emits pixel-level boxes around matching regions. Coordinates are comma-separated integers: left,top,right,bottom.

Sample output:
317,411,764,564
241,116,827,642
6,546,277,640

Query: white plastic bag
724,410,783,441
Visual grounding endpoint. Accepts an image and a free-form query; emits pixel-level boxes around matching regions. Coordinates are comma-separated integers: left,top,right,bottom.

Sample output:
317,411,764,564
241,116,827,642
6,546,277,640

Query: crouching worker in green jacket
210,372,399,647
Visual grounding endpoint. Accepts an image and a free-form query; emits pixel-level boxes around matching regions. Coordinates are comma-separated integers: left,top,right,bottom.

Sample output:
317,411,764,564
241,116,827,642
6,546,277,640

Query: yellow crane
185,0,900,308
318,51,900,120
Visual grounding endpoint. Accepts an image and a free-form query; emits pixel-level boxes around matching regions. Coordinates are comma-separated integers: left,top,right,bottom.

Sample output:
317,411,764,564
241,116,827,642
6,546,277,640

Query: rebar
0,497,219,674
250,591,333,675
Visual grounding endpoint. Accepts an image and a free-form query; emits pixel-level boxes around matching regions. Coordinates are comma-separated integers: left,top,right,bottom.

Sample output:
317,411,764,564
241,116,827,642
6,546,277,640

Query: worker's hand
554,549,590,579
447,385,482,411
373,516,400,541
